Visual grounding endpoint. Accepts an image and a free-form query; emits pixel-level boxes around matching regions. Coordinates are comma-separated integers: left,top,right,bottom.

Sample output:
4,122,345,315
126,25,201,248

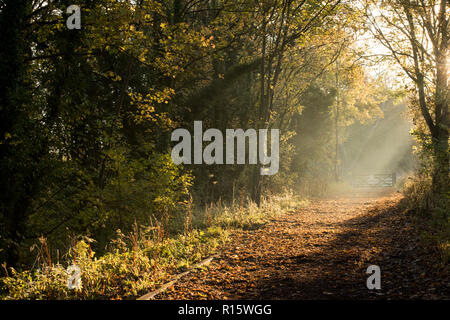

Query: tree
365,0,449,205
0,0,37,267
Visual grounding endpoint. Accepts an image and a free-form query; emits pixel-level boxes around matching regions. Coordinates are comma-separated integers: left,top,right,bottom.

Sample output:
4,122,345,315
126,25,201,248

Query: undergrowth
401,174,450,266
0,192,304,299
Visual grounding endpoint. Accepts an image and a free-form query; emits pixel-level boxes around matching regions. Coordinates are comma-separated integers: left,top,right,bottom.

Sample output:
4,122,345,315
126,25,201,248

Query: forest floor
156,191,449,300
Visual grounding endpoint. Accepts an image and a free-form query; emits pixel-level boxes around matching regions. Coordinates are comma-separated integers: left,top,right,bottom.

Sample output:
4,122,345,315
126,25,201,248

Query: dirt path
157,193,449,300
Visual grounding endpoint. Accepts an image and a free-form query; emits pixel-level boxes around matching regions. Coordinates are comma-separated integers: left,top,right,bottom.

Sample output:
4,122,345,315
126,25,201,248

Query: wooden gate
352,173,396,188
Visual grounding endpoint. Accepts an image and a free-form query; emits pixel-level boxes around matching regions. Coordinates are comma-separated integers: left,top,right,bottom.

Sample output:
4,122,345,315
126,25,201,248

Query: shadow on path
157,194,449,300
249,196,448,300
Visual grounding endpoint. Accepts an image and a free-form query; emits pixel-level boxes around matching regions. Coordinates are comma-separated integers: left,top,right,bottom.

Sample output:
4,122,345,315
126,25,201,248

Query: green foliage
1,191,303,300
1,225,227,300
402,174,449,265
1,0,440,297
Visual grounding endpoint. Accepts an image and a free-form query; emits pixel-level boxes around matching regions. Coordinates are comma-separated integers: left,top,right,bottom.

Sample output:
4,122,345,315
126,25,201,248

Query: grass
401,174,450,267
194,192,307,231
0,191,305,300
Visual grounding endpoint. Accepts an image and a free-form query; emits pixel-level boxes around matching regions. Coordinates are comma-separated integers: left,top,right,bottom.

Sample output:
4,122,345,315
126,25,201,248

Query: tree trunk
251,165,262,207
431,128,449,207
0,0,33,267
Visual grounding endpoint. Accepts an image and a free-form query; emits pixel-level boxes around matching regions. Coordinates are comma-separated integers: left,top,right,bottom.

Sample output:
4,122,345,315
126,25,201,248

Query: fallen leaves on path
157,193,449,300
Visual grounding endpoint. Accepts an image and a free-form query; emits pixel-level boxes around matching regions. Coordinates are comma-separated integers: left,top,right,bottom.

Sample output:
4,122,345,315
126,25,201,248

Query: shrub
1,226,227,300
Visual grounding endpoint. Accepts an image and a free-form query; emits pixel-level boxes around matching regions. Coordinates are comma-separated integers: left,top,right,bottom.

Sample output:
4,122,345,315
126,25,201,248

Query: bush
402,174,449,265
1,192,302,299
1,226,227,300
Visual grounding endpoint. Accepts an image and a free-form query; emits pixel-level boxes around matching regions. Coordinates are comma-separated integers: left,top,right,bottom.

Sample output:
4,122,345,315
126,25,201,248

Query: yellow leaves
201,36,208,47
103,71,122,82
1,132,12,145
138,49,148,63
140,106,155,114
200,35,215,48
131,88,175,125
